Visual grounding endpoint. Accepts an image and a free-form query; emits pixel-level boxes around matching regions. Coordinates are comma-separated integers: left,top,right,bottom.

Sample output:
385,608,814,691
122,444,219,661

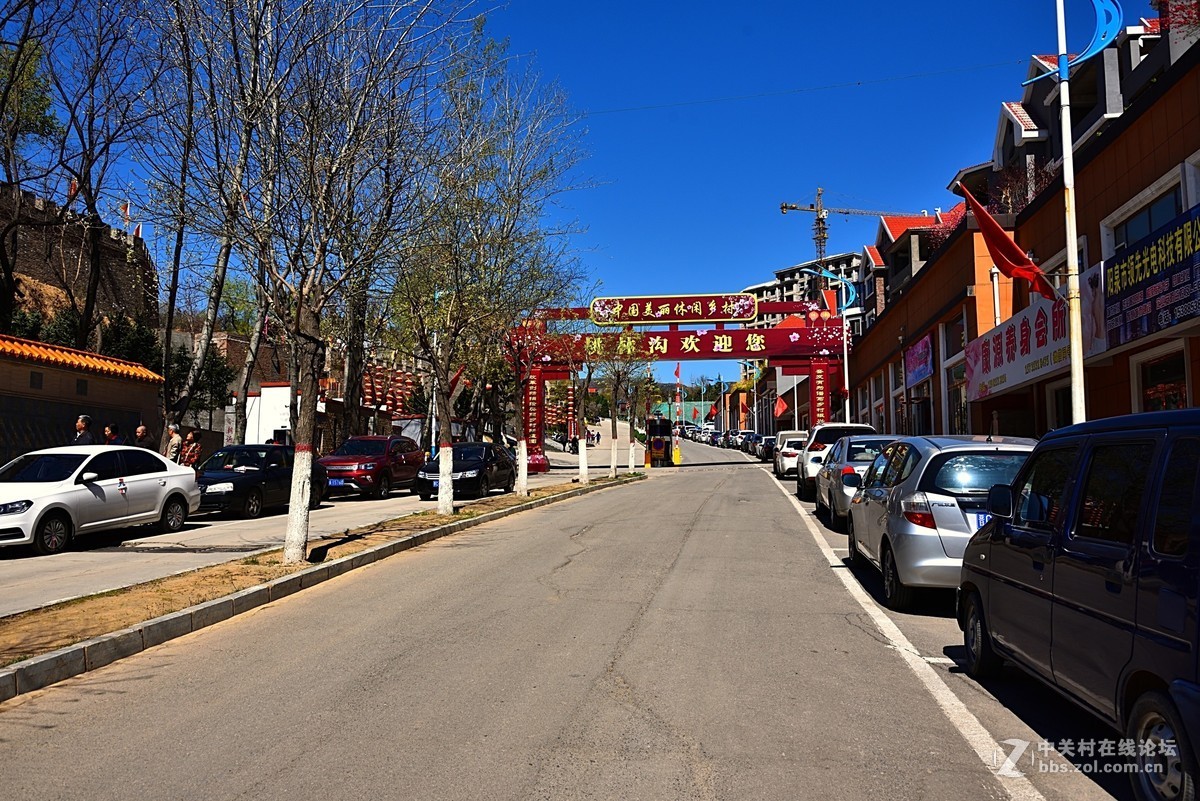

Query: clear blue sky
486,1,1158,384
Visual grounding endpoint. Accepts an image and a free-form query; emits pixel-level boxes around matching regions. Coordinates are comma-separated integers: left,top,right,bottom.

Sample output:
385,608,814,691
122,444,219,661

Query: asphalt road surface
0,438,1128,801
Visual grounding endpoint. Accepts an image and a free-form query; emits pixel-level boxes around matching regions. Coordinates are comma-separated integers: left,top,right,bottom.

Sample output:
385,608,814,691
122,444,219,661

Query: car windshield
814,427,870,445
201,449,267,472
453,444,488,461
930,453,1030,494
0,453,87,483
845,439,892,464
333,439,386,456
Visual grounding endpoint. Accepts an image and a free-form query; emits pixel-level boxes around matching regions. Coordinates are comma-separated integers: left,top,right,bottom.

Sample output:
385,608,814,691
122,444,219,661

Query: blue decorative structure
799,267,858,313
1023,0,1124,85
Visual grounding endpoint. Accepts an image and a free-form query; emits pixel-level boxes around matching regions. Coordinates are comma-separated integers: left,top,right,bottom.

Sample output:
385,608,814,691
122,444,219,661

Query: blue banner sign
1105,204,1200,349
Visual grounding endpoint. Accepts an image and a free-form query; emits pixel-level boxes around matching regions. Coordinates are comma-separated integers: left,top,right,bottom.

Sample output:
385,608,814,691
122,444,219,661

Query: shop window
946,363,968,434
1140,350,1187,411
1115,186,1182,251
872,373,884,400
943,315,966,360
891,361,904,391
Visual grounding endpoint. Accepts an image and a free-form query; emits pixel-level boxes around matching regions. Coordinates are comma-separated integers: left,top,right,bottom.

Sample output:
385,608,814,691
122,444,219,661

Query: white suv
797,423,876,500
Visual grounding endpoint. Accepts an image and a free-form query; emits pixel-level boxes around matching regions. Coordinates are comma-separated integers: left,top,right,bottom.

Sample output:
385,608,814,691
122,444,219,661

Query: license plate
328,478,344,487
974,513,992,530
432,480,439,488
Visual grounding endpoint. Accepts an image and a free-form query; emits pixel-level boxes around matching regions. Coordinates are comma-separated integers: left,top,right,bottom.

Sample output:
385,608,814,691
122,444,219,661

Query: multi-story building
846,16,1198,437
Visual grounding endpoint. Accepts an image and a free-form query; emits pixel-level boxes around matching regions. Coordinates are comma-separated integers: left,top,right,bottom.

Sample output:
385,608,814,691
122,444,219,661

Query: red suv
318,435,424,498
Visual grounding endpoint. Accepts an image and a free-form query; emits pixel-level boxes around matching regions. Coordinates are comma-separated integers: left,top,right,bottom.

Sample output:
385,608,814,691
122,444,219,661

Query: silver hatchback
843,435,1035,610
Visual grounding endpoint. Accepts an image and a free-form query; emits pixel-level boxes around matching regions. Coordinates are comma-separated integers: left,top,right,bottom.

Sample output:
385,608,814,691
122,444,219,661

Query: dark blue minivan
958,409,1200,801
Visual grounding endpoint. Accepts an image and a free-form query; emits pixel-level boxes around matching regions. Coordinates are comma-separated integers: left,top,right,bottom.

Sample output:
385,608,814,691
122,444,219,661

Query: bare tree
44,0,160,348
390,23,586,514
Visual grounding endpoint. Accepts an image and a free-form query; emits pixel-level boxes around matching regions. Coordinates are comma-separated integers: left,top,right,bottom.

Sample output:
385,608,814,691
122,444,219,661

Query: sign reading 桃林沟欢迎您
1105,204,1200,349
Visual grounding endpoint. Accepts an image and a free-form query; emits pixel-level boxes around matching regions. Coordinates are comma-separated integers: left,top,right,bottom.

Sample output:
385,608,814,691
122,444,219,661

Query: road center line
764,468,1046,801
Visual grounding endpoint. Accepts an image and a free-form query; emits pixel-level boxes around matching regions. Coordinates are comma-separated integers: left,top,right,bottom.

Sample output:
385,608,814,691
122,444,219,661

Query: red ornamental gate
514,292,847,472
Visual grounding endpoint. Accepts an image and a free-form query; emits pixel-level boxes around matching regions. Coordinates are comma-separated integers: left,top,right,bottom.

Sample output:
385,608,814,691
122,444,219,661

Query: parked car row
0,435,519,556
805,409,1200,801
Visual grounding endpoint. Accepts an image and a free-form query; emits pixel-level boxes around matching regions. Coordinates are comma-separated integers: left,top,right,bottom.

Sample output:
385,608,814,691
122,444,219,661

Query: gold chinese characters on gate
589,294,758,326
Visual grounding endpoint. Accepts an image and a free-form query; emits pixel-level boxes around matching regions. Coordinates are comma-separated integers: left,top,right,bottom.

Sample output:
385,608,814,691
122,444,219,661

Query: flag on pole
120,200,130,226
773,395,788,418
674,362,681,381
740,400,749,415
133,223,142,238
708,403,718,419
691,406,700,420
958,183,1058,301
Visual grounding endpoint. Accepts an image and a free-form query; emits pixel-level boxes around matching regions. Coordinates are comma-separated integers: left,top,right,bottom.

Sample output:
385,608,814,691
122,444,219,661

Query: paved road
0,436,1128,800
0,431,631,618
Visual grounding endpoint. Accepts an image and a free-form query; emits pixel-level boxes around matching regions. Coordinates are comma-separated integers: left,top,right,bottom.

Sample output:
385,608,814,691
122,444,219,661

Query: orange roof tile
0,334,163,383
1142,17,1161,34
864,245,885,267
882,214,938,241
773,314,808,329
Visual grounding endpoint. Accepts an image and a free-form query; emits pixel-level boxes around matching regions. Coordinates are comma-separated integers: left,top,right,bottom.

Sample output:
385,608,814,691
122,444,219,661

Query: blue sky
486,1,1158,384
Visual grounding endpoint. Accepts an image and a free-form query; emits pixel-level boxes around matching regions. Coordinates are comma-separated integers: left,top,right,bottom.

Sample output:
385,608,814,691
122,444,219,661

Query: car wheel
963,591,1002,679
846,516,861,565
375,475,391,500
814,484,826,515
801,478,816,503
308,489,322,510
1128,691,1197,801
419,492,431,501
476,476,490,499
827,492,844,531
503,474,515,493
159,496,188,533
881,544,916,611
243,488,264,519
32,513,72,556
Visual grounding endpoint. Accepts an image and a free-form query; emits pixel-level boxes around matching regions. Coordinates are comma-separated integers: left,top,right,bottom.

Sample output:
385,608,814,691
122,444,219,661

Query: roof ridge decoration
0,333,163,383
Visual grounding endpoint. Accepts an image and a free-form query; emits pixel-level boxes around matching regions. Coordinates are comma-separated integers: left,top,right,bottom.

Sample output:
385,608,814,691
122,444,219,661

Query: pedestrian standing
104,423,127,445
163,424,183,462
178,430,202,469
134,425,155,449
71,415,97,445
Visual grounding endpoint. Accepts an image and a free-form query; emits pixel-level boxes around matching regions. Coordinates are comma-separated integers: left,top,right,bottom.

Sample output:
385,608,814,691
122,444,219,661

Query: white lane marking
764,468,1046,801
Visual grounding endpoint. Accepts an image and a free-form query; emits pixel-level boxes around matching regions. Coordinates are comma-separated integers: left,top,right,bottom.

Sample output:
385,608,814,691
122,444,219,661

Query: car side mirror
841,473,862,489
987,485,1014,519
79,472,99,484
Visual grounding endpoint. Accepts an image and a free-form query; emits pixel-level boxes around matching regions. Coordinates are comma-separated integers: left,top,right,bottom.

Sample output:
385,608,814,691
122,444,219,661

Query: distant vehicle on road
814,435,894,527
757,436,776,462
0,446,201,555
797,423,876,500
318,435,424,499
415,442,517,500
196,445,327,519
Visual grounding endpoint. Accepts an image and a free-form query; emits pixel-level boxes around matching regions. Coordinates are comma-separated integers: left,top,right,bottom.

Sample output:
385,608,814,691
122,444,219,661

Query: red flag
673,362,681,382
959,183,1057,301
707,403,718,419
740,400,749,415
133,223,142,238
691,406,700,420
773,395,788,418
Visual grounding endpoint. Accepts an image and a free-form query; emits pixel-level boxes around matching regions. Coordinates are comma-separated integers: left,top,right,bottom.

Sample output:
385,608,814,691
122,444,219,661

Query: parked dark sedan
414,442,516,500
195,445,328,518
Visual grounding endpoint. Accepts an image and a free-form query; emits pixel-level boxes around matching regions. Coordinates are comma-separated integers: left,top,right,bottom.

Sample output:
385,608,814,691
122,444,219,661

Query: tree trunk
341,275,368,437
608,397,619,479
514,374,528,496
282,304,323,564
436,367,455,515
234,298,269,445
75,217,104,350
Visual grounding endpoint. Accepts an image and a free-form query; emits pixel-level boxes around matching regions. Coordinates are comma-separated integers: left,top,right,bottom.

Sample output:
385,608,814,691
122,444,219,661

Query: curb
0,474,645,703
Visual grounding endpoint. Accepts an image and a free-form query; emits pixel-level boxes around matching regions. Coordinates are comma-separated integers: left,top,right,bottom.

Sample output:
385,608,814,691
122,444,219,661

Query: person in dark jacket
134,425,155,449
104,423,127,446
71,415,97,445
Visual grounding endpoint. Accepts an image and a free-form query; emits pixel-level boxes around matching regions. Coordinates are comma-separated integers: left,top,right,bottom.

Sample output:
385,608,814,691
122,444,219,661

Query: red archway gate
514,292,847,472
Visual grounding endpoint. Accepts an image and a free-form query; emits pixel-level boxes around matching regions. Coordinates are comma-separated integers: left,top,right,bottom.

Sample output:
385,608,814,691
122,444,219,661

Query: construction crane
780,187,924,288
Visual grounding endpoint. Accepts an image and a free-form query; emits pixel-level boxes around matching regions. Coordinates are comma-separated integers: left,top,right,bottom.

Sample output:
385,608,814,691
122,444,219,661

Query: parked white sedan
0,446,201,555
